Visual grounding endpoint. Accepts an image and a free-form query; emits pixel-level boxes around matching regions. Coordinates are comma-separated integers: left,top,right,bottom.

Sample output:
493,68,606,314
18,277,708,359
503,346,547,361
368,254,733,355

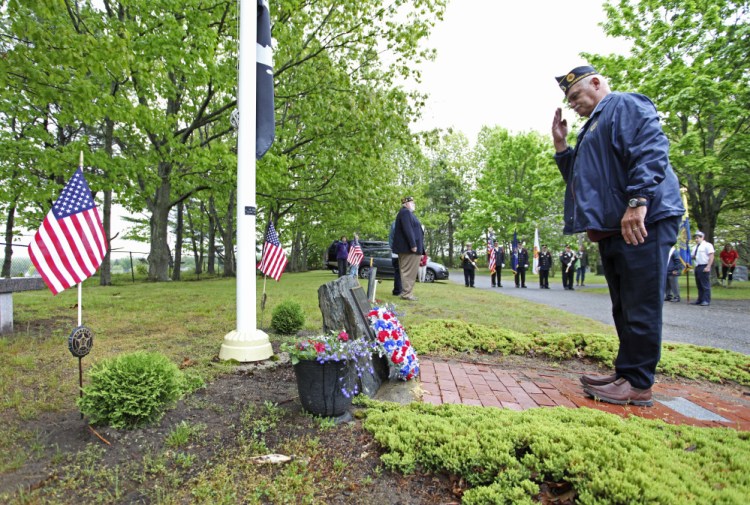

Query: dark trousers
337,258,347,277
562,268,574,288
598,216,679,389
514,267,526,287
491,269,502,286
694,265,711,304
721,265,735,281
392,257,402,295
539,269,549,288
463,267,475,287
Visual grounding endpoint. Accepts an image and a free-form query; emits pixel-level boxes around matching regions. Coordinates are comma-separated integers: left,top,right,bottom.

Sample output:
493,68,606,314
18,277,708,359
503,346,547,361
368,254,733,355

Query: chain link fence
1,244,224,282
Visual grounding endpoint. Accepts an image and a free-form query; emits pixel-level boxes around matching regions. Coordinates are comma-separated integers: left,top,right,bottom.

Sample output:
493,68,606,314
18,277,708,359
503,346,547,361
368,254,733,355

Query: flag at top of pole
258,222,288,281
532,228,540,274
256,0,275,159
28,166,108,295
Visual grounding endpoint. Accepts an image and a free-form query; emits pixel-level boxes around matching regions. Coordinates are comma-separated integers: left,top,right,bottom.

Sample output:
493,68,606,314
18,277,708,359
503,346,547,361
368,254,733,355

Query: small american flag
488,248,496,274
258,222,288,281
28,168,108,295
347,241,363,266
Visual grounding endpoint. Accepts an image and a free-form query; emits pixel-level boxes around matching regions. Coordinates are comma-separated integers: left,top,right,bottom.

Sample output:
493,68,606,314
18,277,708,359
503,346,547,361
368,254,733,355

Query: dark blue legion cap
555,65,597,95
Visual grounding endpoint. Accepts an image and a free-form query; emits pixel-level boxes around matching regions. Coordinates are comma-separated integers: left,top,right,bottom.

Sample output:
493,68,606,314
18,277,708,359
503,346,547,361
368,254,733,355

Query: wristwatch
628,198,648,208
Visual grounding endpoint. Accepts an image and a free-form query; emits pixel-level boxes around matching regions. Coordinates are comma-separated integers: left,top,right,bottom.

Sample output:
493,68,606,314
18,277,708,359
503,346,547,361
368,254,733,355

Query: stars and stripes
488,247,496,274
257,222,288,281
256,0,275,159
347,241,363,266
28,168,108,295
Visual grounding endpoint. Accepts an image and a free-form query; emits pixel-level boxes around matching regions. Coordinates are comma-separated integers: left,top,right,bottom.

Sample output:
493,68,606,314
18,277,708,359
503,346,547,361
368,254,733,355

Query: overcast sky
409,0,632,141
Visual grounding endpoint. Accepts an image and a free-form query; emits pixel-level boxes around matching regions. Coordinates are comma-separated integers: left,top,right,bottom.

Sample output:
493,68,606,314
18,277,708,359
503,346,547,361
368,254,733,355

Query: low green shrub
360,399,750,504
271,300,305,335
78,351,199,428
409,319,750,386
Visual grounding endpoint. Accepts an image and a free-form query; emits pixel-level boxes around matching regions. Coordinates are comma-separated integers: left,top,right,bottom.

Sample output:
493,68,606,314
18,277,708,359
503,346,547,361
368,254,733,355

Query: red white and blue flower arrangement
367,306,419,380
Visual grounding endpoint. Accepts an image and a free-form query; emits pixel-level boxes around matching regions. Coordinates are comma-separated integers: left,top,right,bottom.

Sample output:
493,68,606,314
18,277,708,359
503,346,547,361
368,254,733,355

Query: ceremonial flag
486,229,495,257
678,217,692,272
511,231,519,274
488,247,496,274
258,222,288,281
347,240,363,266
256,0,275,159
675,190,691,272
532,228,540,274
28,168,108,295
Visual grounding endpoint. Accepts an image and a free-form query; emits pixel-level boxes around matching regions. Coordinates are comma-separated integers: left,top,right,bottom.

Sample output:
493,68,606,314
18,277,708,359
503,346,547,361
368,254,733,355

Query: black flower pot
293,359,353,417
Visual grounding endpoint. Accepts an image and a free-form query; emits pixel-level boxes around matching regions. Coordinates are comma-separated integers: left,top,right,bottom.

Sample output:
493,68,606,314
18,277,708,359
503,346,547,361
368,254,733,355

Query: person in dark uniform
576,245,589,286
461,242,478,287
560,245,576,290
538,244,552,289
515,241,529,288
490,240,505,287
664,246,682,302
552,65,684,405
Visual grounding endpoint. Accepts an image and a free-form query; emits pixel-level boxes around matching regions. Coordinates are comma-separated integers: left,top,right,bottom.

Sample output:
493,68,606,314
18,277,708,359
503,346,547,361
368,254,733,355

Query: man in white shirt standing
691,231,714,306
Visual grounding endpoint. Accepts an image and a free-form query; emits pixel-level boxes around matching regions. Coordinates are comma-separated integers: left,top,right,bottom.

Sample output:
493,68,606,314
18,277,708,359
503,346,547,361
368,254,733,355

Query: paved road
449,274,750,355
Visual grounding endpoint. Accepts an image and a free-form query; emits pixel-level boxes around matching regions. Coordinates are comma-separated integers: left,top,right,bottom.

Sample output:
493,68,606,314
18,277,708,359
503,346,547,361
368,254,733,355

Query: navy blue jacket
554,92,684,234
335,241,349,260
668,249,682,275
392,207,424,254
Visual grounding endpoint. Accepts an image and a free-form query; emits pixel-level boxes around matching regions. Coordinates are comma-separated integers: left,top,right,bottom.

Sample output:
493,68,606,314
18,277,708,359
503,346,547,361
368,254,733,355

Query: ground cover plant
360,399,750,504
410,319,750,386
1,271,748,503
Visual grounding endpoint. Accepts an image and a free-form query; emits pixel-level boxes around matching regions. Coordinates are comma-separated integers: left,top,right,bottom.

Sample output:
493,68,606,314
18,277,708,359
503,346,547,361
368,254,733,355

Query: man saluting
551,65,684,406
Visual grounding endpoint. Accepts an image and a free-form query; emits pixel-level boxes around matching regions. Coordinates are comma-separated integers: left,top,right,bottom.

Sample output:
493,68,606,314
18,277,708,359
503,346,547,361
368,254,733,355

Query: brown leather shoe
579,373,618,387
583,378,653,407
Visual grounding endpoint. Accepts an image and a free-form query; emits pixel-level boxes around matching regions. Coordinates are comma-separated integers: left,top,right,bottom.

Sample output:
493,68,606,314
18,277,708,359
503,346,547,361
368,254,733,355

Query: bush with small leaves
271,300,305,335
78,351,200,429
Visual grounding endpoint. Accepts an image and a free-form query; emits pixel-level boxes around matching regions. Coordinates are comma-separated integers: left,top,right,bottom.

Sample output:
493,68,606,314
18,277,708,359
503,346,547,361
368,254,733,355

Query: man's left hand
621,206,648,246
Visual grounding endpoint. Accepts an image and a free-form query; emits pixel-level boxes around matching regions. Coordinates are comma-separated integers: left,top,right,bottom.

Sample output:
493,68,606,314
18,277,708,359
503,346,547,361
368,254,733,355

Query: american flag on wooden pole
347,240,363,266
257,222,288,281
28,166,108,295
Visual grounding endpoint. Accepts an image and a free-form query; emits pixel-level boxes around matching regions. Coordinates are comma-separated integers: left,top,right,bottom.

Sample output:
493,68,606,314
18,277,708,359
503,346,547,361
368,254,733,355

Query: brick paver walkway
420,358,750,430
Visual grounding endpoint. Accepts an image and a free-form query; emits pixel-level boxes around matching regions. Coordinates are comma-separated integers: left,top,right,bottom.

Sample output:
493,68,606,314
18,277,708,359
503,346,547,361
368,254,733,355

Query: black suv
325,241,449,283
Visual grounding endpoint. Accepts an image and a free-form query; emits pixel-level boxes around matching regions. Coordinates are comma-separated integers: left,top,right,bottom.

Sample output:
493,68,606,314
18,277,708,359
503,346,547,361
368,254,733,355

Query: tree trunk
99,189,112,286
99,116,115,286
172,201,183,281
207,198,216,275
185,203,203,275
148,163,172,281
221,190,235,277
2,204,16,278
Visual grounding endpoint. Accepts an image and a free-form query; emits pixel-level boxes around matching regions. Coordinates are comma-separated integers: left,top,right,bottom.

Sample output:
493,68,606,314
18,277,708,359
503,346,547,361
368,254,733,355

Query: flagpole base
219,329,273,362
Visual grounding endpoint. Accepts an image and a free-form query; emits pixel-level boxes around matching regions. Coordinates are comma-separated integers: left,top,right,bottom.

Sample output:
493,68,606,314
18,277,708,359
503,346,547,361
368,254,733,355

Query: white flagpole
219,0,272,361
